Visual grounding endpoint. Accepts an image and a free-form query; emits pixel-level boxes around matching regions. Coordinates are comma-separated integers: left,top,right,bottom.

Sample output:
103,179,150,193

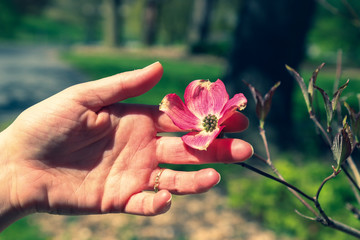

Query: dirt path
32,189,290,240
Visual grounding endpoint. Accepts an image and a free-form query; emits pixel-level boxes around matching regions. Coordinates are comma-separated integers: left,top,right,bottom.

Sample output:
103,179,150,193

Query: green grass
0,216,48,240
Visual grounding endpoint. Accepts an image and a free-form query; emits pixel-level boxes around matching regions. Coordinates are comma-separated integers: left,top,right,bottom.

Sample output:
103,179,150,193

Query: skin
0,62,253,231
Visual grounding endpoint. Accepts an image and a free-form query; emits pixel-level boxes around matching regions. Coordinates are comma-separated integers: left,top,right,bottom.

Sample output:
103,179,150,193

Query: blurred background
1,0,360,239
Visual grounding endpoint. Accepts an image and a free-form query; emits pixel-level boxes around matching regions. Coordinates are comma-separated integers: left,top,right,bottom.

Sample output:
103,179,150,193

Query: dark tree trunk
143,0,161,46
188,0,216,53
224,0,316,148
103,0,123,47
83,2,101,44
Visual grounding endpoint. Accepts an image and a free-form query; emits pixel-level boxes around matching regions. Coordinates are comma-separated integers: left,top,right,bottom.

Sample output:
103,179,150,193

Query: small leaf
315,85,333,129
243,80,262,104
243,80,264,121
263,81,281,122
243,80,281,129
310,63,325,85
332,120,353,171
331,79,349,112
308,63,325,111
354,116,360,145
344,102,360,144
286,65,311,112
343,116,355,151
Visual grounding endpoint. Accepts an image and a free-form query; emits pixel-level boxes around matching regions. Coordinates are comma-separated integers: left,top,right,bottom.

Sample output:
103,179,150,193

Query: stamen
202,114,218,132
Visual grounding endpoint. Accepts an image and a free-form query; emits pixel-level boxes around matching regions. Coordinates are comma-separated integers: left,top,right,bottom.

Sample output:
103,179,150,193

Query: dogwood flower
159,79,247,150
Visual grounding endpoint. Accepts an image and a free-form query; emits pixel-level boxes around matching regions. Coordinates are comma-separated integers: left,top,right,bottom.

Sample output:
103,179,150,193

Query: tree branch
234,162,316,212
257,128,319,216
310,113,332,146
314,172,337,224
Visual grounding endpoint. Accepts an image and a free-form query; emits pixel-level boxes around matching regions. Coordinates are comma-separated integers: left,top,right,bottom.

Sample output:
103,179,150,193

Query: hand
0,62,253,230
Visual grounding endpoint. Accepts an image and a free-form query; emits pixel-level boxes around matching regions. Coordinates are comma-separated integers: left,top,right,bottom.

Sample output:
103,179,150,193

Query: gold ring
154,169,165,193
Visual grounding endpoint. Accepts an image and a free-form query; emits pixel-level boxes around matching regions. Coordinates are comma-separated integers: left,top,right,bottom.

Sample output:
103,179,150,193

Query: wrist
0,127,29,232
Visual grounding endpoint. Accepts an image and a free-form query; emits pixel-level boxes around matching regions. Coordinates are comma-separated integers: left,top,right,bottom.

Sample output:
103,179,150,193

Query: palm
8,94,163,214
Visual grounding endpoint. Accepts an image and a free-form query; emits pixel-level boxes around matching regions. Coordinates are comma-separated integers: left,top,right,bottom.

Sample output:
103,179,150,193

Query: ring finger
148,168,221,195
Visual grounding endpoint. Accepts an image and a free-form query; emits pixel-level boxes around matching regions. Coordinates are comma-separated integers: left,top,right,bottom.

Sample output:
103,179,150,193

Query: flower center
202,114,218,132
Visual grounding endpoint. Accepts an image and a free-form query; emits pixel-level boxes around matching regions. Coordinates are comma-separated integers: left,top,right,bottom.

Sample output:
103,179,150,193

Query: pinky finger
123,190,172,216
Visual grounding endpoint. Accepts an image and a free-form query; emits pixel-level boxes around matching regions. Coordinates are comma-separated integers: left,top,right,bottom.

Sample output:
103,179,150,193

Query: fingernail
215,172,221,185
143,61,160,69
166,195,172,204
159,194,172,214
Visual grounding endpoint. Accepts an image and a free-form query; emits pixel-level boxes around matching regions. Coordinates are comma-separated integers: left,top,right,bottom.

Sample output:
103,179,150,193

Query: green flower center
202,114,218,132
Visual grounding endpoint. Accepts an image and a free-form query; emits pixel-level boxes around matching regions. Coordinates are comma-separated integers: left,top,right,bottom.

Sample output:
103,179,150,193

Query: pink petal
219,93,247,125
159,93,202,131
184,79,229,119
181,126,225,151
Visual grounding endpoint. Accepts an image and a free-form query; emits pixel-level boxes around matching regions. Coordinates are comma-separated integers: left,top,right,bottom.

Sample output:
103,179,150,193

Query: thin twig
346,203,360,220
343,163,360,205
328,217,360,238
236,160,360,237
315,172,337,224
310,114,332,146
335,49,343,126
317,0,340,15
295,208,360,238
259,128,282,176
317,0,360,30
334,49,342,93
253,153,267,164
347,156,360,187
255,128,319,216
311,170,360,239
295,209,318,221
342,164,360,193
234,162,315,203
342,0,360,27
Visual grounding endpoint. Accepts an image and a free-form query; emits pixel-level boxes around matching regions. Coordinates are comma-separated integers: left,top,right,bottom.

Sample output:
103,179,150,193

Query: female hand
0,62,252,230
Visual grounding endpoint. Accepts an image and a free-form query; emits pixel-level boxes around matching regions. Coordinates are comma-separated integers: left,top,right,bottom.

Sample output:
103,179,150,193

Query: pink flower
159,79,247,150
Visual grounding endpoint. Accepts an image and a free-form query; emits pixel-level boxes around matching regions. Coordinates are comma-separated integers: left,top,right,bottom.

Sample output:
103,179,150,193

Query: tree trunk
224,0,316,148
103,0,123,47
82,2,101,44
143,0,160,46
188,0,215,53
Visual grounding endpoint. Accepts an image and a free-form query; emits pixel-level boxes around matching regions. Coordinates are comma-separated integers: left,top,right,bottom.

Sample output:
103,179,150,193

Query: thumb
73,62,163,109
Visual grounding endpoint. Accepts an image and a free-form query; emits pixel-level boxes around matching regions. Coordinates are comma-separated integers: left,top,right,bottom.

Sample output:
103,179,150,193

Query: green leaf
343,116,355,151
315,85,333,129
308,63,325,111
315,80,349,131
332,120,353,171
331,79,349,112
331,132,342,170
344,102,360,144
286,65,311,112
